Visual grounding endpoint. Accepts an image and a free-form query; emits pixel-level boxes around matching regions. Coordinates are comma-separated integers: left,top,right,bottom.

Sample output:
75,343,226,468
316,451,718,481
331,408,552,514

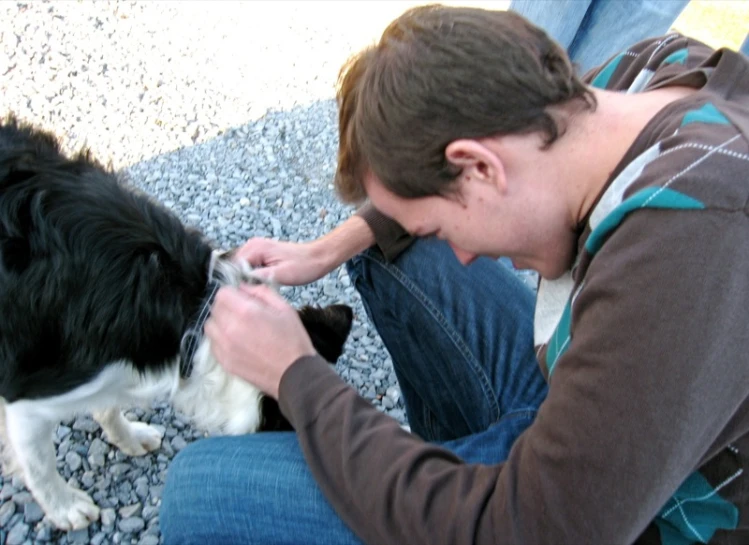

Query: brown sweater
279,35,749,544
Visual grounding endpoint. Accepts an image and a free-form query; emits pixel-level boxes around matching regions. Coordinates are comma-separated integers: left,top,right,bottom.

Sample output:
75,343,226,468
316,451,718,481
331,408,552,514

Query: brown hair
334,4,596,203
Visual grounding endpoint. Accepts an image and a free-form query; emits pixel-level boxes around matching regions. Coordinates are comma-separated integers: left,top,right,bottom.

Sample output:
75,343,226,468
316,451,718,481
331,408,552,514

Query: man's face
364,171,510,266
363,168,575,279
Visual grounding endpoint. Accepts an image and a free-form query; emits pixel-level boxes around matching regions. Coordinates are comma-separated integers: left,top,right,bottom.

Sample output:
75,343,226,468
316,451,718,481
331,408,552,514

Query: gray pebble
7,512,21,529
65,452,82,472
0,484,15,502
56,425,72,441
134,478,150,501
144,521,161,536
72,419,99,434
88,451,106,468
148,485,163,501
5,522,29,545
80,471,96,489
386,386,401,405
90,532,108,545
88,438,110,458
35,525,53,541
67,528,89,544
0,500,16,527
22,502,43,524
100,507,116,527
119,502,142,519
10,492,32,505
170,436,187,452
142,505,159,522
109,463,131,478
118,516,145,534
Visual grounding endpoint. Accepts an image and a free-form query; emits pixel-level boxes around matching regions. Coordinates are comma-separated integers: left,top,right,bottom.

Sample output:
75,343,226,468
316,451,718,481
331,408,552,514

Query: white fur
0,253,270,530
173,339,264,435
172,251,266,435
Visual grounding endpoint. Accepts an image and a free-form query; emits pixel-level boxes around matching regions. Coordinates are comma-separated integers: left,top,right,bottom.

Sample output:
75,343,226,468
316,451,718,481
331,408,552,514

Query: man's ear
445,139,506,192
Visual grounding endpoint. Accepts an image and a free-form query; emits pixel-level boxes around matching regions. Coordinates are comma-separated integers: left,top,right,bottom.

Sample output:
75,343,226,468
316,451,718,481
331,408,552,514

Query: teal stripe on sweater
585,188,705,256
681,103,731,127
663,48,689,66
591,53,625,89
655,470,740,545
545,295,572,377
546,188,704,377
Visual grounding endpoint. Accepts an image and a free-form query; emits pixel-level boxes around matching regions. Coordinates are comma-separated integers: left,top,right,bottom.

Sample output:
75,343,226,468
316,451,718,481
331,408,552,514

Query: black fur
0,114,352,431
260,304,354,431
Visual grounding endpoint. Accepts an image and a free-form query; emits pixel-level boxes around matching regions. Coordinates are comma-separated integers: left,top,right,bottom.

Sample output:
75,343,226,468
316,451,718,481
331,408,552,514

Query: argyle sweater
279,34,749,544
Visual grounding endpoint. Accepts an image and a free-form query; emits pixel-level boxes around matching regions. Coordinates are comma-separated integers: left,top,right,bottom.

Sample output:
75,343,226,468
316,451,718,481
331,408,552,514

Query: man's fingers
236,239,271,266
211,286,264,328
247,266,273,282
238,283,288,310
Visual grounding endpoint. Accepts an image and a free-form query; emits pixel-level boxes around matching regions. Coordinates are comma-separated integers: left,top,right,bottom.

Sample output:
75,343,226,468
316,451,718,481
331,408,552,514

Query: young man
160,5,749,544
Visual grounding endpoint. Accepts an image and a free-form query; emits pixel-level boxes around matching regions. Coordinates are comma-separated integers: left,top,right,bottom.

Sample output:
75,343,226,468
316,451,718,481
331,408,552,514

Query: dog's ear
298,304,354,363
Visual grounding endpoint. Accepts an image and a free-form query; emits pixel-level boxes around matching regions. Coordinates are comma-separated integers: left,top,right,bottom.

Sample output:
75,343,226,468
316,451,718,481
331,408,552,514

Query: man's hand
236,215,376,286
237,238,329,286
204,283,316,399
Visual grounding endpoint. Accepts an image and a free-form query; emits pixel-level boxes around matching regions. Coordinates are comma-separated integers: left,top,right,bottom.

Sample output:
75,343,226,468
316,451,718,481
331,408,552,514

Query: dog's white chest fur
173,338,264,436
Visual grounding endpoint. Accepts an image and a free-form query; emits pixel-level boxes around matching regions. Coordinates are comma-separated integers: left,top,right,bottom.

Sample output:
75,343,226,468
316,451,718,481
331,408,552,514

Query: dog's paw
44,486,100,531
115,421,163,456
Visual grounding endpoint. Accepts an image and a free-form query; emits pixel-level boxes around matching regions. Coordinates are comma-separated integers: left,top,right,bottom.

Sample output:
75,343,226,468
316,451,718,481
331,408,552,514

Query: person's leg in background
740,33,749,56
510,0,690,74
509,0,593,52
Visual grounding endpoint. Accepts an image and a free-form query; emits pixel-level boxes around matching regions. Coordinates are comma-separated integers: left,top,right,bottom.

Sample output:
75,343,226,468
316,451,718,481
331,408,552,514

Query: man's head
334,4,595,204
333,4,596,277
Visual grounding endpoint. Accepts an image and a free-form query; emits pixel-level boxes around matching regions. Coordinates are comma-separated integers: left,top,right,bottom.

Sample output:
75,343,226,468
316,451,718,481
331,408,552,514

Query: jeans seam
354,251,503,427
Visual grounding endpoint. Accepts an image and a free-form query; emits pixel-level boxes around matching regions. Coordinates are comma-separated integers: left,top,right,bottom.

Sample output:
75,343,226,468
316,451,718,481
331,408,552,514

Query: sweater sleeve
278,208,749,545
355,201,414,261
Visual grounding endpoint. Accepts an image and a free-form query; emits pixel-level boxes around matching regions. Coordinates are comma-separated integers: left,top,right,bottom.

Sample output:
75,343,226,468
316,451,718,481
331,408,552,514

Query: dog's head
176,250,356,433
205,249,354,363
298,303,354,363
257,302,354,432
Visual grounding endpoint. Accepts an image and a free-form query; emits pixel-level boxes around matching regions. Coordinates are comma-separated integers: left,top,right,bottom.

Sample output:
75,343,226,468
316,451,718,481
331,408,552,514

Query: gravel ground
0,1,520,544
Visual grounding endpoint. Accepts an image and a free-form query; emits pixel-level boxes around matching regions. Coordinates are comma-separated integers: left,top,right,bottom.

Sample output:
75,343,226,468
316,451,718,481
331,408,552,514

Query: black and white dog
0,115,354,530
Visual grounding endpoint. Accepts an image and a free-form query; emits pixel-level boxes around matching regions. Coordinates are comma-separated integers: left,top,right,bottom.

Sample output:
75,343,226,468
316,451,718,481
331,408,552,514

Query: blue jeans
160,238,548,544
510,0,689,74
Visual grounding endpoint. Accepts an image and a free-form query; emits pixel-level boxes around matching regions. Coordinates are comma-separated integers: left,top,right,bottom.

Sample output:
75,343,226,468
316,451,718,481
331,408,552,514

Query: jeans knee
160,441,205,544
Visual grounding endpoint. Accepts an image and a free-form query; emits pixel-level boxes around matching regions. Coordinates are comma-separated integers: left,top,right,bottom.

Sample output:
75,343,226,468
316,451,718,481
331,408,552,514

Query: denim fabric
161,239,548,544
510,0,690,73
344,238,546,442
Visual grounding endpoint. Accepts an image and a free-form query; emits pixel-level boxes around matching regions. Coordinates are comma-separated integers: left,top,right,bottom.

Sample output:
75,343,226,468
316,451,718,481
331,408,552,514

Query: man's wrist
309,215,375,272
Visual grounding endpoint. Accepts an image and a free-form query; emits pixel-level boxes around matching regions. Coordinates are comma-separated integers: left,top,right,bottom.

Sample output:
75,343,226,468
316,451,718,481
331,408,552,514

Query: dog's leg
5,402,100,530
0,400,22,477
93,407,163,456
